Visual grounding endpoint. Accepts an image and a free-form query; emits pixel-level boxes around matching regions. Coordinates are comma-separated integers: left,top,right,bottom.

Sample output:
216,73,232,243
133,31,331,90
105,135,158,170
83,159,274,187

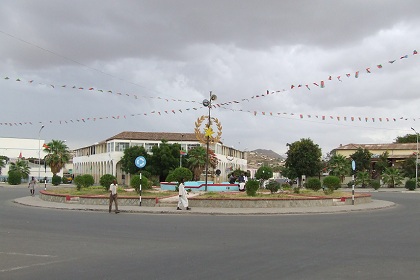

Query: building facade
0,137,55,181
72,131,247,184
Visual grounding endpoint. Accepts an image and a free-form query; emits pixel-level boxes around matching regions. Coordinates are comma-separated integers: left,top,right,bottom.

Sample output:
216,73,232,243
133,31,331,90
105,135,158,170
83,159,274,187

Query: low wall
39,191,371,208
188,194,371,208
39,191,157,207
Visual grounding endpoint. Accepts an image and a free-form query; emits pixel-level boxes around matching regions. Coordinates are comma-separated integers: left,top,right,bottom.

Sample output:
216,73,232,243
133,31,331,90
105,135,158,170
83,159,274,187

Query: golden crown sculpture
194,115,222,144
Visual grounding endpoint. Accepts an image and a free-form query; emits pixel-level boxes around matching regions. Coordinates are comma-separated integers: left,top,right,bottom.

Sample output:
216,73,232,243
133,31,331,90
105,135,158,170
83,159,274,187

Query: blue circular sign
351,160,356,171
135,156,146,168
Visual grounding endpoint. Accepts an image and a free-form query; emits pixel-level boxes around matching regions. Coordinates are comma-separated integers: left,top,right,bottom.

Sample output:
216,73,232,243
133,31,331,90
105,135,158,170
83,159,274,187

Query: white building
0,137,55,181
72,131,247,184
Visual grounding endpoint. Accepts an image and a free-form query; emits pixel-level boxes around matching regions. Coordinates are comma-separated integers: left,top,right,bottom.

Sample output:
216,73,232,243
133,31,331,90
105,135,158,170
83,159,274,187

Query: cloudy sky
1,0,419,156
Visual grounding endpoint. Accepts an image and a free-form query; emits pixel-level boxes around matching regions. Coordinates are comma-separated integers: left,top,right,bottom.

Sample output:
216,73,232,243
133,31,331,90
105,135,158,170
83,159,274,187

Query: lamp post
202,91,217,191
38,125,44,181
179,134,184,167
411,127,419,187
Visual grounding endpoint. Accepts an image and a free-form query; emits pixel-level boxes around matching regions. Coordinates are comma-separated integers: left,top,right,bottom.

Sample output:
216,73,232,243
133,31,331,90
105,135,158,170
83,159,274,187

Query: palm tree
187,146,217,181
328,154,351,183
355,170,370,188
44,140,71,176
9,159,31,179
382,167,404,188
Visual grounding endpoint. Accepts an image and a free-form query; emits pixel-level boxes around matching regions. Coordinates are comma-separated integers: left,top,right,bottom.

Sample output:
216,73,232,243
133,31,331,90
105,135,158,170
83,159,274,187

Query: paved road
1,185,420,279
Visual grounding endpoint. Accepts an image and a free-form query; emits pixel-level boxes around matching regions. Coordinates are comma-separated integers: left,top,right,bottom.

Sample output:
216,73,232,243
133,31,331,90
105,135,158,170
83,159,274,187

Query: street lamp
202,91,217,191
38,125,45,181
411,127,419,187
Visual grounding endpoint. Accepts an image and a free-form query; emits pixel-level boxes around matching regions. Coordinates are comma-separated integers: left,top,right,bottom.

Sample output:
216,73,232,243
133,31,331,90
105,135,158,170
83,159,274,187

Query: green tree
120,146,148,175
9,159,31,180
166,167,193,183
130,174,150,193
285,138,322,186
382,167,404,188
350,148,372,173
100,174,117,191
395,134,417,143
255,166,273,188
355,171,370,188
148,141,181,182
401,157,416,178
44,140,71,176
327,154,350,183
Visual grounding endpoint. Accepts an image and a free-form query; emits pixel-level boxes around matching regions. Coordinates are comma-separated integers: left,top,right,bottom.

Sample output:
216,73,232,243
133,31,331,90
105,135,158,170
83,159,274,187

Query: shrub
245,179,260,196
52,175,61,186
405,179,417,191
166,167,193,183
100,174,116,191
130,174,150,193
281,183,291,191
7,170,21,185
266,180,280,194
74,174,94,191
370,180,381,190
306,178,322,191
323,176,341,193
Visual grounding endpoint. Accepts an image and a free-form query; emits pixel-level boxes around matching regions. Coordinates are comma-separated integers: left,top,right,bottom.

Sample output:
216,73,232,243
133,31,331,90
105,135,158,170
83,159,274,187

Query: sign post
135,156,146,206
351,160,356,205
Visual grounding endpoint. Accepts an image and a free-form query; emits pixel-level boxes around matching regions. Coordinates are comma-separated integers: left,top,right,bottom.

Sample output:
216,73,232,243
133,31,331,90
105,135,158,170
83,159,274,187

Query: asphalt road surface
1,185,419,280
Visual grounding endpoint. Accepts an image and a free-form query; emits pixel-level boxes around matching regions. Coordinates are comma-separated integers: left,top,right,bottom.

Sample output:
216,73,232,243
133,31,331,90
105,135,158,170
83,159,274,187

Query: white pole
411,127,418,188
38,125,44,181
139,172,142,206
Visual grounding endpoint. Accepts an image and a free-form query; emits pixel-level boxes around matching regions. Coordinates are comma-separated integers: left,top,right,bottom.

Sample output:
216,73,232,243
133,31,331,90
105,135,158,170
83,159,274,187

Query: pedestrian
28,176,37,196
177,178,191,210
109,179,120,214
229,174,236,184
238,173,246,192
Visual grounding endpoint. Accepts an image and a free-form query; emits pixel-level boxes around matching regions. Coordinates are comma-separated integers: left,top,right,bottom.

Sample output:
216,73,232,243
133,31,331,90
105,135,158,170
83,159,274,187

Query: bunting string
2,50,418,107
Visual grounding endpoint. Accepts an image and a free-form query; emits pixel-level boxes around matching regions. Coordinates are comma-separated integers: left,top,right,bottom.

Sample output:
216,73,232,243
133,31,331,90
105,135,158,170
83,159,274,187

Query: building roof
106,131,198,142
334,143,418,151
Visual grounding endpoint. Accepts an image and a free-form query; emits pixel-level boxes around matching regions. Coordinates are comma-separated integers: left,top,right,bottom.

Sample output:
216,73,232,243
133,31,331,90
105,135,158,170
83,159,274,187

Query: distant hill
251,149,283,159
247,149,285,169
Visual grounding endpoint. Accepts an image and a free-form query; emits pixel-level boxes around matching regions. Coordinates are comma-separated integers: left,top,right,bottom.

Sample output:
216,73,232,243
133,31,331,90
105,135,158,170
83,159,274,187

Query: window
115,142,130,152
107,142,115,153
145,143,158,153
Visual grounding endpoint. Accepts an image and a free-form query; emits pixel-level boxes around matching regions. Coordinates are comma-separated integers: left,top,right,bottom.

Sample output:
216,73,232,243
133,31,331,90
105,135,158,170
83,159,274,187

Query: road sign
135,156,146,168
351,160,356,171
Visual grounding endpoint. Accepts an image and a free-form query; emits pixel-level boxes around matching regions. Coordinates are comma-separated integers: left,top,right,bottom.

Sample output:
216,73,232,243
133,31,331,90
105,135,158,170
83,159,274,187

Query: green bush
323,176,341,193
130,174,150,193
166,167,193,183
306,178,322,191
73,174,94,191
7,170,21,185
100,174,117,191
405,179,417,191
245,179,260,196
266,180,280,194
52,175,61,186
370,180,381,190
281,183,291,191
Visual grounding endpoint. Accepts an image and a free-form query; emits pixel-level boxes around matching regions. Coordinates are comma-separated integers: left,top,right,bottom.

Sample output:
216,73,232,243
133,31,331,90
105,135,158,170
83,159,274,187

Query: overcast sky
1,0,419,156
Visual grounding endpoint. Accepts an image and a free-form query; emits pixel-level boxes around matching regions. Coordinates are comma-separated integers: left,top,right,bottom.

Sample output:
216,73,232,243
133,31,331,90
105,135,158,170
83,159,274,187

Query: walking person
28,176,37,196
109,180,120,214
177,178,191,210
238,173,246,192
